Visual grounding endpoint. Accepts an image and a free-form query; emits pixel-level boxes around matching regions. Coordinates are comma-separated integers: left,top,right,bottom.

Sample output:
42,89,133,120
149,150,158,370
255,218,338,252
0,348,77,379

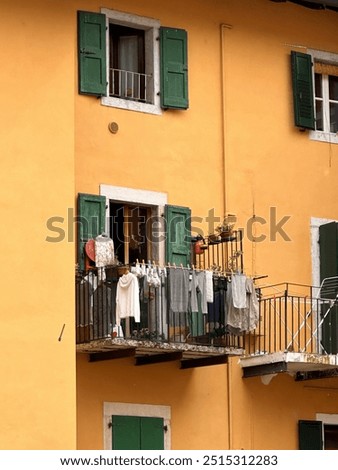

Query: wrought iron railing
245,282,338,356
76,269,244,350
109,68,152,102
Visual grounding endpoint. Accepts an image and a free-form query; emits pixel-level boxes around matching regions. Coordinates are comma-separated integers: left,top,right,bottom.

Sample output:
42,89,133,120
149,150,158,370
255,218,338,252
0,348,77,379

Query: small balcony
109,68,152,103
76,268,244,369
240,280,338,380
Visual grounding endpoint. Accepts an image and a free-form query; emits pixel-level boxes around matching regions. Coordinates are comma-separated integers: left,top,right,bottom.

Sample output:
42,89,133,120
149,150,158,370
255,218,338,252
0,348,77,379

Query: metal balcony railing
109,68,152,103
245,281,338,356
76,269,244,350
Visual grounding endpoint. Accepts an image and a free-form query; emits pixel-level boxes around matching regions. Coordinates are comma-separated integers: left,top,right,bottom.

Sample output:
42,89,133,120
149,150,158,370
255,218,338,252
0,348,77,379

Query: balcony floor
77,337,243,369
240,351,338,380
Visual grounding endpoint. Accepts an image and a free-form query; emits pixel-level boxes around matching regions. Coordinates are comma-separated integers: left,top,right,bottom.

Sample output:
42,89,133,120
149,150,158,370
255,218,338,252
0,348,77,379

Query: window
103,402,171,450
299,415,338,450
76,186,192,272
291,49,338,144
77,10,189,114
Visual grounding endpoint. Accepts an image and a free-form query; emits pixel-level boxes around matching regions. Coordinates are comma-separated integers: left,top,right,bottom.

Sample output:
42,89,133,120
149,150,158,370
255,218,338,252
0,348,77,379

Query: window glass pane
315,99,323,131
315,73,322,98
329,75,338,101
329,102,338,133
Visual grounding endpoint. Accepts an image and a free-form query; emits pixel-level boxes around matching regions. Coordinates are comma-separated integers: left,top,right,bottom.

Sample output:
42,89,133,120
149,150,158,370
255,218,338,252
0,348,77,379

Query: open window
291,49,338,143
77,9,189,114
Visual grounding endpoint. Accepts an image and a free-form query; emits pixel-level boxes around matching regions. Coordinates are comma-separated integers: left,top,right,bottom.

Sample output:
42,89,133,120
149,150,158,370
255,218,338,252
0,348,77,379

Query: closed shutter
160,27,188,109
140,417,164,450
78,11,107,96
112,416,141,450
77,193,106,271
291,51,315,129
299,420,323,449
165,205,191,267
319,222,338,354
112,416,164,450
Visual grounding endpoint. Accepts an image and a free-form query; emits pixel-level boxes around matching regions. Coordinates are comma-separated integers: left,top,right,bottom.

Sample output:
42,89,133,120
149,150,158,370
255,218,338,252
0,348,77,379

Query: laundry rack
286,276,338,354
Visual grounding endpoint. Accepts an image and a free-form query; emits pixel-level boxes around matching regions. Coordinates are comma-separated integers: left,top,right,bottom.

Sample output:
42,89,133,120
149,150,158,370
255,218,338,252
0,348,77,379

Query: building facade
1,0,338,450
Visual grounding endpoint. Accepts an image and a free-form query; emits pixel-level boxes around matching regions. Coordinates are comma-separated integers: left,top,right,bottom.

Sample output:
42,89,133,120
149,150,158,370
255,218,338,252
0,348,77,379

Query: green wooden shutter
112,416,164,450
77,193,106,271
160,27,188,109
140,417,164,450
112,416,141,450
165,205,191,267
78,11,107,96
291,51,315,130
299,420,323,449
319,222,338,354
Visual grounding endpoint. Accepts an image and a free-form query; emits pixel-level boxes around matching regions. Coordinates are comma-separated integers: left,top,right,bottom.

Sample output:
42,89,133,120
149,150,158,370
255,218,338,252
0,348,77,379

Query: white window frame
316,413,338,450
103,402,171,449
101,8,161,115
100,184,167,265
308,49,338,144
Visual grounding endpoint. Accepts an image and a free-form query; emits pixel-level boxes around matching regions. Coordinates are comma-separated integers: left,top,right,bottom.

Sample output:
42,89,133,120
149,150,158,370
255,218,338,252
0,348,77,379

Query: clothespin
180,263,183,270
173,263,176,269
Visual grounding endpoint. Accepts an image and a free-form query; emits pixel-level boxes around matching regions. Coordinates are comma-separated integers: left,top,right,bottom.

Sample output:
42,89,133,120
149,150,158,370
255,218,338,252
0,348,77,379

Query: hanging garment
93,283,112,338
231,273,247,308
205,270,214,303
191,270,208,314
207,276,227,325
95,234,115,283
116,272,140,326
226,278,259,335
168,267,190,313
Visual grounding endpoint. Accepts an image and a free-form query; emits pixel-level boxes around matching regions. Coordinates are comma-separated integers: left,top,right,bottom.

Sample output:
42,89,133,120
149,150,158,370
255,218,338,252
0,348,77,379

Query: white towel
116,272,140,326
231,274,247,308
205,270,214,303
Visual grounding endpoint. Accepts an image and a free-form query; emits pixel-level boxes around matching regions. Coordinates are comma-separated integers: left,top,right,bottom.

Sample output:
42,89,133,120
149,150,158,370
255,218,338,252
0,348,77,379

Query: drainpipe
220,23,232,217
227,357,233,450
221,22,234,450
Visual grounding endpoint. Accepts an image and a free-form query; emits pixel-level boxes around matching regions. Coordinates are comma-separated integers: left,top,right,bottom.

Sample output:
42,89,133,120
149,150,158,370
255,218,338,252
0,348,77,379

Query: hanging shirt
231,273,247,308
116,272,140,326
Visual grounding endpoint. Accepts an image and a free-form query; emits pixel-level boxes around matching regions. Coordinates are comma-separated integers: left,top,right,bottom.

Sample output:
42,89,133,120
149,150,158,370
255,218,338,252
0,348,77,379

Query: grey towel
168,267,190,313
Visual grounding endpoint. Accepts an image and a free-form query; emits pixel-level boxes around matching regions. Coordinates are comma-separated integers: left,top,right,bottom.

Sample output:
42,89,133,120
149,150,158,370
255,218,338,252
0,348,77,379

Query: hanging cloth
116,272,140,326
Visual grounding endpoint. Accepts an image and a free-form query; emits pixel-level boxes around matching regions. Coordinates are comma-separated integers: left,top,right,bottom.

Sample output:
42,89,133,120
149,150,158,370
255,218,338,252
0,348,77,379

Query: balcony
76,268,244,369
240,281,338,380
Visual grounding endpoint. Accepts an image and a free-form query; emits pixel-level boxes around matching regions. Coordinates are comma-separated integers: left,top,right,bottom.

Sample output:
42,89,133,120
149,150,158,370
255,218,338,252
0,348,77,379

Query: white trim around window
103,402,171,450
100,8,161,115
99,184,168,265
308,49,338,144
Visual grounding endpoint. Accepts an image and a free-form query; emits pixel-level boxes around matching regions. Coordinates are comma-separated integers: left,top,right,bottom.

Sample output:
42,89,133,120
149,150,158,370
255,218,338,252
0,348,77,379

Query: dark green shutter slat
291,51,315,129
299,420,323,449
319,222,338,354
160,27,188,109
77,193,106,271
112,416,141,450
140,417,164,450
165,205,191,267
78,11,107,96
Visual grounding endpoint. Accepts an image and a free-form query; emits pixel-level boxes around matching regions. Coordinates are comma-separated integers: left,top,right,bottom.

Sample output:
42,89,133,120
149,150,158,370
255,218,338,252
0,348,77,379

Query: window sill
101,96,162,115
309,130,338,144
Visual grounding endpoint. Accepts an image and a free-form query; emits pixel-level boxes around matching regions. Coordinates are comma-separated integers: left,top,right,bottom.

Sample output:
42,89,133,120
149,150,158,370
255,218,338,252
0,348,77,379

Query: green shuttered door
77,193,106,271
291,51,315,130
112,416,164,450
160,28,188,109
78,11,107,96
299,420,323,449
165,205,191,267
319,222,338,354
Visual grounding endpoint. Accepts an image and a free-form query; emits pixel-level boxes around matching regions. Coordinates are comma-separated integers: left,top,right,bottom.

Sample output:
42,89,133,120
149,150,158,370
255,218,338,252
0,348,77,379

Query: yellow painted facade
1,0,338,450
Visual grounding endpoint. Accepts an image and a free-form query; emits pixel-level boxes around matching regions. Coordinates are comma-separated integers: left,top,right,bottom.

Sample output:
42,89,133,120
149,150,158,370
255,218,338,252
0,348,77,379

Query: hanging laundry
168,267,190,313
95,233,116,283
226,277,259,335
231,273,247,308
116,272,140,326
205,270,214,303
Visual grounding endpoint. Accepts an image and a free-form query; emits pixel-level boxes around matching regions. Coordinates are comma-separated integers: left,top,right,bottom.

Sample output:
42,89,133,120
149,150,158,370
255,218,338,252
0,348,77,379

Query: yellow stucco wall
0,0,76,449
